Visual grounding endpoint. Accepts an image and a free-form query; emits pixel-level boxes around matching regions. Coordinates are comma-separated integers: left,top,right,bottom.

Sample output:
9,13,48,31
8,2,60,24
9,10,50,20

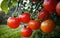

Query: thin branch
31,1,43,19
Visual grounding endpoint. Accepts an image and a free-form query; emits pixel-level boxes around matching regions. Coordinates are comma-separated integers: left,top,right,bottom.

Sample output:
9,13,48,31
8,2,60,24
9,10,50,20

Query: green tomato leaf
0,4,1,8
1,0,8,14
12,0,17,6
8,2,13,8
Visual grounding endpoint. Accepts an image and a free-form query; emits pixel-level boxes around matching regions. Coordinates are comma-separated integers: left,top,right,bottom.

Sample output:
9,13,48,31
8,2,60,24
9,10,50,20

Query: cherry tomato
38,10,49,19
56,2,60,16
19,11,30,23
7,17,20,29
43,0,57,12
21,26,32,37
32,0,38,2
22,37,29,38
28,20,40,30
40,19,55,33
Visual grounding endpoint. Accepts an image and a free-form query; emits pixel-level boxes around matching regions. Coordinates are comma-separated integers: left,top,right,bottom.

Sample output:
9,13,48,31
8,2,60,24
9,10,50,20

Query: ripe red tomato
22,37,29,38
21,26,32,37
32,0,38,2
28,20,40,30
38,10,49,19
40,19,55,33
7,17,20,29
43,0,57,12
19,12,30,23
56,2,60,16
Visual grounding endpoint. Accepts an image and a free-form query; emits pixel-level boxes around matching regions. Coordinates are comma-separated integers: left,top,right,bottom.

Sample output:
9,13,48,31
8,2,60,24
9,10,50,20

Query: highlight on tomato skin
21,26,32,37
28,20,40,30
43,0,57,12
56,2,60,16
7,17,20,29
40,19,55,33
19,11,30,23
38,10,49,19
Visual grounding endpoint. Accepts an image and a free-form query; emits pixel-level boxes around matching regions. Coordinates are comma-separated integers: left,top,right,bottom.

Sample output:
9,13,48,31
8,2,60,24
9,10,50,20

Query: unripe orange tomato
56,2,60,16
40,19,55,33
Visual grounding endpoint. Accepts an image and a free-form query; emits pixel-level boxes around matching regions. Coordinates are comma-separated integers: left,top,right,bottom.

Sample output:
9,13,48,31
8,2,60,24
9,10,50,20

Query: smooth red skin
32,0,38,2
7,17,20,29
56,2,60,16
43,0,57,12
28,20,40,30
19,12,30,23
38,10,49,19
21,27,32,37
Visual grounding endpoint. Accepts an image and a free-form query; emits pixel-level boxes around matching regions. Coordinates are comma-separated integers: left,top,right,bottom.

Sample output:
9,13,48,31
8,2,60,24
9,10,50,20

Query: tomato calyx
24,24,27,28
24,25,26,28
13,16,17,17
11,15,18,18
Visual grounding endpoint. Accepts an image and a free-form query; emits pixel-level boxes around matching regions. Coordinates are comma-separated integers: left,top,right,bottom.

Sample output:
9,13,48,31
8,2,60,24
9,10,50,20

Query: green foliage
0,5,1,8
0,0,43,14
0,0,60,38
1,0,17,14
8,1,13,8
0,25,24,38
12,0,17,6
1,0,8,14
0,11,5,24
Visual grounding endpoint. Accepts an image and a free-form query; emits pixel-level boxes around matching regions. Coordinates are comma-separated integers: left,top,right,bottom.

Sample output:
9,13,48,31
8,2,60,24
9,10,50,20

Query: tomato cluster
7,0,60,37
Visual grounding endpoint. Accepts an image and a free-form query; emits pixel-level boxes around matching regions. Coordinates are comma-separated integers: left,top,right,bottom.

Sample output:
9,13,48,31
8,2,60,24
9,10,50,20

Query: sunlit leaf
1,0,8,14
0,5,1,8
12,0,17,6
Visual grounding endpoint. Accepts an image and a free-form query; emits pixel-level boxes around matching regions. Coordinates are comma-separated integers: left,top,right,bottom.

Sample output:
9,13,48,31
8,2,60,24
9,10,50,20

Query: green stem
12,0,22,17
12,6,18,17
42,33,50,38
46,34,50,38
